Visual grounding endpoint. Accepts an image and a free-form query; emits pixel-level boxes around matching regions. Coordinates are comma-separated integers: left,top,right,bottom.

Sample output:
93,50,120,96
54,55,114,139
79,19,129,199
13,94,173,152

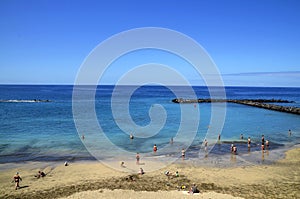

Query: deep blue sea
0,85,299,167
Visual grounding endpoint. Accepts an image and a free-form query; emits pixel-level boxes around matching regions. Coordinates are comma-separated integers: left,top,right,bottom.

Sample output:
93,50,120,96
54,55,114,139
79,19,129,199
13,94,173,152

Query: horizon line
0,83,299,88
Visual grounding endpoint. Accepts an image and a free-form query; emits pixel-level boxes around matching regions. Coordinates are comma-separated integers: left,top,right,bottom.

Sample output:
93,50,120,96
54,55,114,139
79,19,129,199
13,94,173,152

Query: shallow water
0,85,299,167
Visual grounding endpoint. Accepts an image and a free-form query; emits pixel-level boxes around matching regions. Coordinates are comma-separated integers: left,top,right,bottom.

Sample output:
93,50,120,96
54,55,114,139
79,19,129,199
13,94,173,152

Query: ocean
0,85,299,168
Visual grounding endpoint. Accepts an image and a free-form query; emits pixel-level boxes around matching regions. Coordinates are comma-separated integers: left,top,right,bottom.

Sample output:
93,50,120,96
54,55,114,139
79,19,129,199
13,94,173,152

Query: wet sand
0,148,299,199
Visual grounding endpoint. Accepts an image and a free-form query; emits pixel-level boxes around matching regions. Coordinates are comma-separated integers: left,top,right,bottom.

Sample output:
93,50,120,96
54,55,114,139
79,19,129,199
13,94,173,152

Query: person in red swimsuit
153,144,157,152
233,146,237,155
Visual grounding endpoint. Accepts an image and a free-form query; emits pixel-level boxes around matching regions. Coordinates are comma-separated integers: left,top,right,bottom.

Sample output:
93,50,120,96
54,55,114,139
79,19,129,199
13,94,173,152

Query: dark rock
172,98,300,115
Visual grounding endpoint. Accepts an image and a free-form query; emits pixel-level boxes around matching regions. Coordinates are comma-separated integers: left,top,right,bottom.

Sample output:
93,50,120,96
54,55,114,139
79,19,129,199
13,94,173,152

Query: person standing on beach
233,146,237,155
247,137,251,148
153,144,157,153
12,172,22,190
136,152,140,165
266,140,269,149
261,135,265,145
181,148,185,160
204,139,208,152
231,144,234,153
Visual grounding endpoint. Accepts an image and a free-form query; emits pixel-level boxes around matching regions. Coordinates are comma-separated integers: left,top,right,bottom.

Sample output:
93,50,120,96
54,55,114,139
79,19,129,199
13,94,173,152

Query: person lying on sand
177,185,186,191
125,175,136,182
164,170,173,179
165,170,180,179
35,171,46,178
164,170,172,176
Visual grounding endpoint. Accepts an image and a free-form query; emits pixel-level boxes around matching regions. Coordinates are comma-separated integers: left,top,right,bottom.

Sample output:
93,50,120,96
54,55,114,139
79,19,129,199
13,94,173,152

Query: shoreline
1,142,297,172
1,147,299,199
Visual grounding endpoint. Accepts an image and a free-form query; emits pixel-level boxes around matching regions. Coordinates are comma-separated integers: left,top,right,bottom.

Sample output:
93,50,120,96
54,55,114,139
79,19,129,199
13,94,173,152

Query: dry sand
0,148,299,199
62,189,243,199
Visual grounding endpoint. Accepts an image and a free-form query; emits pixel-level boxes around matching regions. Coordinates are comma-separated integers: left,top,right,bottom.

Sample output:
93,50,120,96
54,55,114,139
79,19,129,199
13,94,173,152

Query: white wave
0,99,51,103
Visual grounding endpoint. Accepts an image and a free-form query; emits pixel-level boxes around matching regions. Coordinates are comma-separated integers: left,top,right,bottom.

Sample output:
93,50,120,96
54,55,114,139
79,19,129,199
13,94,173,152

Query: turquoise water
0,85,299,165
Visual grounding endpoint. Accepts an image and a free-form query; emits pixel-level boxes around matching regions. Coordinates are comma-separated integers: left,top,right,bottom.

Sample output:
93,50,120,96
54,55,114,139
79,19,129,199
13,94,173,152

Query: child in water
153,144,157,152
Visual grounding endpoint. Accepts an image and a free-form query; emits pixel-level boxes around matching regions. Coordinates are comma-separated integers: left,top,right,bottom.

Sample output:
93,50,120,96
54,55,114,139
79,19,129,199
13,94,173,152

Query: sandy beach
0,148,299,199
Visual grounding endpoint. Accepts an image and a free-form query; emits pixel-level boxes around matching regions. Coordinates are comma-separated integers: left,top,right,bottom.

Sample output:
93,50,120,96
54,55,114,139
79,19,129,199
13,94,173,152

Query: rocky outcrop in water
172,98,300,115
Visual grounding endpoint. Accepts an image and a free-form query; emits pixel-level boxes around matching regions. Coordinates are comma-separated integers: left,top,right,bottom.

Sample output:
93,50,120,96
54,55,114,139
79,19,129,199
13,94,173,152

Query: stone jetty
172,98,300,115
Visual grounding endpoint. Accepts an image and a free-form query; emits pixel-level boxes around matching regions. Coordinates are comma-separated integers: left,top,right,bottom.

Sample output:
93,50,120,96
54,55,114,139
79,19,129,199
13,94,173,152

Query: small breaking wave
0,99,51,103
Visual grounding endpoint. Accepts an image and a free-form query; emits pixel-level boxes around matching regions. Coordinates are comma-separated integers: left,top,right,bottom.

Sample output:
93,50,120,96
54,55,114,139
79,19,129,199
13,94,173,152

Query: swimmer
288,129,292,136
130,133,134,139
240,134,244,140
153,144,157,153
218,134,221,142
170,137,173,144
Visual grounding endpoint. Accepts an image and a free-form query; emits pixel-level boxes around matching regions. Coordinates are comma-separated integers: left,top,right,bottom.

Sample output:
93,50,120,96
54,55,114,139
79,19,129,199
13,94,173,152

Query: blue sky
0,0,299,86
